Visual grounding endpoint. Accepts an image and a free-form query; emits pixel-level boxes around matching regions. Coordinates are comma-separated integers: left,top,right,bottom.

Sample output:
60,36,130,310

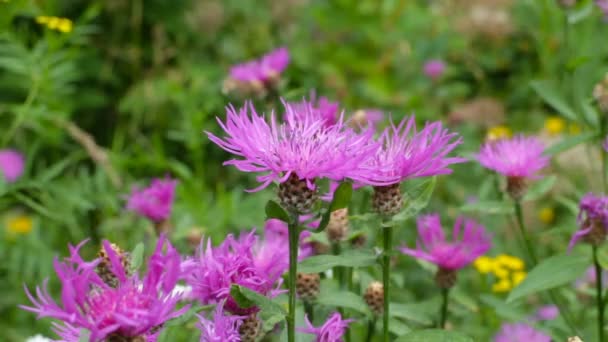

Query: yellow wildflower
486,125,512,141
492,279,512,293
492,264,509,279
538,206,555,224
5,215,33,234
544,116,566,136
513,271,527,286
495,254,525,271
474,256,494,274
35,16,73,33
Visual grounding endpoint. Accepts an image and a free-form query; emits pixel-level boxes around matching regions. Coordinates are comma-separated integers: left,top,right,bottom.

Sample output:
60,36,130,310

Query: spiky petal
568,193,608,250
198,302,243,342
477,135,549,179
298,312,354,342
126,177,177,222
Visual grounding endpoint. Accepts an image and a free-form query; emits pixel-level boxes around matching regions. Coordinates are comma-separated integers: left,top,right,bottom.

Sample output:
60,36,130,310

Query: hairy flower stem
439,288,449,329
595,246,606,342
382,225,393,342
287,216,300,342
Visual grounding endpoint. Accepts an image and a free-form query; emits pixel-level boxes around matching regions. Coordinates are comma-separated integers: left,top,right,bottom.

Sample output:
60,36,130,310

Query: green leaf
460,200,513,215
265,200,290,223
395,329,474,342
129,243,145,272
298,250,378,273
164,304,206,326
318,182,353,231
507,254,588,303
391,303,433,325
544,131,598,156
230,285,287,315
316,290,370,315
522,175,557,202
479,294,526,321
392,177,436,223
531,80,578,121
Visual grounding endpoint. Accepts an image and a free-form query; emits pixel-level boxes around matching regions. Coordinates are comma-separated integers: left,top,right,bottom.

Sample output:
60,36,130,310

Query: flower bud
364,281,384,315
296,273,321,301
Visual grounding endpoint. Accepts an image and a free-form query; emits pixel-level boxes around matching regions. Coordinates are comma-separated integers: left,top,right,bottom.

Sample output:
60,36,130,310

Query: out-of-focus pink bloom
288,96,340,127
423,59,446,80
298,312,354,342
197,301,243,342
399,214,491,270
493,323,551,342
477,135,549,178
568,193,608,251
575,266,608,290
603,136,608,152
597,0,608,19
21,236,187,341
229,47,289,84
126,177,177,222
0,149,25,182
534,305,559,321
263,219,314,260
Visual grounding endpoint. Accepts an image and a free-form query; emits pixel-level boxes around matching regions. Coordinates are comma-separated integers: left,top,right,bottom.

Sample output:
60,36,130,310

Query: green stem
303,300,314,324
287,217,299,342
514,201,538,264
439,288,450,329
332,242,342,286
383,225,393,342
366,317,376,342
595,246,606,342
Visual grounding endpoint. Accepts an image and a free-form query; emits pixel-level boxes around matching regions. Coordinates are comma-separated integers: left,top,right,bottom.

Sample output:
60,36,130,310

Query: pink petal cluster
206,100,378,191
477,135,549,178
533,305,559,321
182,230,285,314
197,302,242,342
423,59,446,80
493,323,551,342
568,192,608,250
0,149,25,182
229,47,289,84
21,236,187,341
400,214,491,270
288,96,340,128
262,218,314,262
298,312,354,342
126,177,177,222
357,116,464,186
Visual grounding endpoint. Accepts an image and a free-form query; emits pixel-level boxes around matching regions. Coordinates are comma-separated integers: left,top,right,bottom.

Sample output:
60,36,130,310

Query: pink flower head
477,135,549,178
298,312,354,342
356,116,464,186
423,59,446,80
493,323,551,342
288,96,340,128
400,214,491,270
197,301,243,342
21,236,188,341
126,177,177,222
206,100,379,191
568,193,608,251
0,149,25,182
534,305,559,321
182,230,283,314
229,47,289,84
262,219,313,261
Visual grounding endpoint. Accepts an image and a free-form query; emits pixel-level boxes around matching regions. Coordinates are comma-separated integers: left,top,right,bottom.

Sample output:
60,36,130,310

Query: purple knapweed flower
423,59,446,80
597,0,608,19
206,100,378,193
0,149,25,182
229,47,289,85
21,236,187,342
568,193,608,251
126,177,177,223
493,323,551,342
198,302,243,342
298,312,354,342
263,219,314,261
575,266,608,291
288,96,340,128
400,214,492,271
534,305,559,321
603,136,608,152
182,230,283,314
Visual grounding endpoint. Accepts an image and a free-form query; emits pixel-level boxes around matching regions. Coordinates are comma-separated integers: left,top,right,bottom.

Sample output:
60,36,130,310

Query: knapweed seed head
96,241,131,288
363,281,384,315
21,236,187,341
400,214,491,272
493,323,551,342
296,273,320,301
126,177,177,223
298,312,354,342
326,208,349,242
239,314,261,342
568,193,608,250
0,149,25,182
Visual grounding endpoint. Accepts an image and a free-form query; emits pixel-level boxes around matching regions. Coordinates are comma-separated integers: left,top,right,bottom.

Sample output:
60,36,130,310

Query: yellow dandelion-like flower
5,215,33,234
492,278,512,293
495,254,525,271
492,264,509,279
36,16,51,24
544,116,566,136
538,206,555,224
57,19,73,33
474,256,495,274
36,16,73,33
513,271,527,286
486,125,512,142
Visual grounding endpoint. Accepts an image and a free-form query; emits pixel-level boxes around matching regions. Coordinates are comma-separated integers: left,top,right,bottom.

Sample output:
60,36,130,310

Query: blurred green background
1,0,608,340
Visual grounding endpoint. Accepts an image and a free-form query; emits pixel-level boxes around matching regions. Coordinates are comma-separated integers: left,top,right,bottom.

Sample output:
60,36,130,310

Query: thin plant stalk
439,288,450,329
303,301,314,324
366,317,377,342
287,216,300,342
382,225,393,342
594,246,605,342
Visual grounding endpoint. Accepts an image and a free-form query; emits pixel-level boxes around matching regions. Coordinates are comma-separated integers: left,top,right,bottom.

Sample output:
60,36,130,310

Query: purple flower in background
399,214,491,271
288,96,340,127
603,135,608,152
423,59,446,80
493,323,551,342
568,193,608,250
126,177,177,222
21,236,187,341
597,0,608,19
575,266,608,290
198,302,243,342
229,47,289,85
263,219,314,260
206,100,378,192
477,135,549,178
534,305,559,321
182,230,283,314
298,312,354,342
356,116,464,186
0,149,25,182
